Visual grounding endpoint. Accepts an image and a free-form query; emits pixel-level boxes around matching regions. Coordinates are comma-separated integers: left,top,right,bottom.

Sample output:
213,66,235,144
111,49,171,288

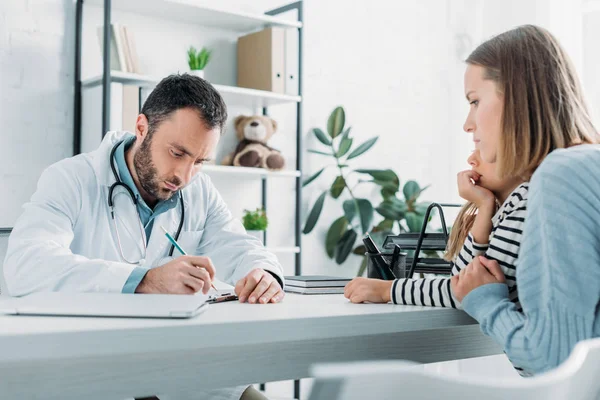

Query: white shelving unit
81,72,302,108
202,164,300,178
85,0,302,31
74,2,304,396
265,247,301,254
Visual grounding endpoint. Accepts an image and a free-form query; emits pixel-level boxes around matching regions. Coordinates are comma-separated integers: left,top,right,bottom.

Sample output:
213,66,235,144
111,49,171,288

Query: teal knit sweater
462,144,600,374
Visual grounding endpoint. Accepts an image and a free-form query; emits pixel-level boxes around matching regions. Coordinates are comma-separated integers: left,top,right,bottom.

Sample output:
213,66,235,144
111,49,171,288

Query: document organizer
382,203,462,278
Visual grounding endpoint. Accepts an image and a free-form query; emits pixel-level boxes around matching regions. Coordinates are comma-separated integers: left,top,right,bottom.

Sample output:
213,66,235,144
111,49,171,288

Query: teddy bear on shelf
221,115,285,171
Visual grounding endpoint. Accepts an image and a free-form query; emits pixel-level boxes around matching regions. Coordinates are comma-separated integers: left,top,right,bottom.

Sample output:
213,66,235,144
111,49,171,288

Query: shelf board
85,0,302,31
265,247,301,254
202,165,300,178
81,72,302,108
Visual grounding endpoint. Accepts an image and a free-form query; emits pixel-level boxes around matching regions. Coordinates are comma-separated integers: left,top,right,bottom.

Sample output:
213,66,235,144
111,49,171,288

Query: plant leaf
381,186,397,199
308,149,333,157
313,128,332,145
356,198,374,235
403,181,430,203
414,202,432,216
327,106,345,138
337,136,353,157
326,216,348,258
403,180,420,202
375,198,407,220
405,211,424,232
343,199,358,223
371,179,400,193
355,169,399,183
373,219,394,232
302,191,327,234
330,176,346,199
335,228,358,264
352,244,367,255
302,168,325,187
356,169,399,195
347,137,379,160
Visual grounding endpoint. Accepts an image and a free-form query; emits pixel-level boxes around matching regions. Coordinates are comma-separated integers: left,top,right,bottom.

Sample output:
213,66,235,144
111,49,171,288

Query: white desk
0,294,501,399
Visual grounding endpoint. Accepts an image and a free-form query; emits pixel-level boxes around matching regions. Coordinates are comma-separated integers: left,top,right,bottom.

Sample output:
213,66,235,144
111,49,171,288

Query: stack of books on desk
284,275,352,295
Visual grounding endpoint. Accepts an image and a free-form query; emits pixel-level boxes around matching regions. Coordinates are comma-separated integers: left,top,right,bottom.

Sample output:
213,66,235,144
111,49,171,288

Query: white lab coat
3,130,284,295
4,131,284,399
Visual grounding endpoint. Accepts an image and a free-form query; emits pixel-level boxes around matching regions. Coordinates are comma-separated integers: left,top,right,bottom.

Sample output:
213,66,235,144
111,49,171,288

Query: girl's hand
451,256,506,302
457,170,495,208
344,277,393,304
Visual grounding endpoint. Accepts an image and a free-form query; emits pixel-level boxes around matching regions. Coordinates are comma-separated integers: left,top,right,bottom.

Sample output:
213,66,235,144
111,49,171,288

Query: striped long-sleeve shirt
390,183,529,311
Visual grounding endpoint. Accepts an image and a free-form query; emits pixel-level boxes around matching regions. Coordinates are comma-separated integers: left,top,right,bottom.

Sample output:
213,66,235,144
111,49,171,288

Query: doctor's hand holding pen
135,255,216,295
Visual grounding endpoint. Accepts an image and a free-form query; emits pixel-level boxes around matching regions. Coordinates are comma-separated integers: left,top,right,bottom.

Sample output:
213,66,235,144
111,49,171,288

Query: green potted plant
242,208,268,243
187,46,212,79
302,106,432,276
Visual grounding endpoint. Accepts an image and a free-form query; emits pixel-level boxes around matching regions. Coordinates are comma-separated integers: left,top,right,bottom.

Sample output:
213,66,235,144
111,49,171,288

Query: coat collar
89,130,191,209
90,130,132,187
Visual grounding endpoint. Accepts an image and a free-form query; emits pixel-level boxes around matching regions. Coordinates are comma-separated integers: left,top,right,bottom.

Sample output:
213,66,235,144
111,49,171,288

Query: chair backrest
308,338,600,400
0,228,12,296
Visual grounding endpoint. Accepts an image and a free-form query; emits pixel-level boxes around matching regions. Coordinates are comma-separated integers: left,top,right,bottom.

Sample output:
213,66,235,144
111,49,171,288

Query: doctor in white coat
3,74,283,400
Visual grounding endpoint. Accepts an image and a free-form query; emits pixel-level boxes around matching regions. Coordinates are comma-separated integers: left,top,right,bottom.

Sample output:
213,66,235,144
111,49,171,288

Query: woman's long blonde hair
444,202,477,262
445,25,600,261
466,25,600,180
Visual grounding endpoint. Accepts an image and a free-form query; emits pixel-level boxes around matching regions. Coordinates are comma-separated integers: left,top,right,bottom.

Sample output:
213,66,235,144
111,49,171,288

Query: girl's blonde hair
466,25,600,179
444,202,477,262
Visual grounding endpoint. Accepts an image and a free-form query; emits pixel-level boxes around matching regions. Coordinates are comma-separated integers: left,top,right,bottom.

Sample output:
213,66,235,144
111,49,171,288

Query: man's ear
135,114,149,140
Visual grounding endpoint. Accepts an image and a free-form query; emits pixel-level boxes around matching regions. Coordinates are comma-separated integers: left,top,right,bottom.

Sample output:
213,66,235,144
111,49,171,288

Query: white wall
0,0,74,227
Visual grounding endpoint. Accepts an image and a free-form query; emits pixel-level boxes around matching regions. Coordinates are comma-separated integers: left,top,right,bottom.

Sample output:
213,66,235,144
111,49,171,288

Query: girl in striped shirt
344,149,526,311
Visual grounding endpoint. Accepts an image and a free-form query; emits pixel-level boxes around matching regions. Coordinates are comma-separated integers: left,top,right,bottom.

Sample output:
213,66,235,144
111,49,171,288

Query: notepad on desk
203,278,239,303
284,275,351,295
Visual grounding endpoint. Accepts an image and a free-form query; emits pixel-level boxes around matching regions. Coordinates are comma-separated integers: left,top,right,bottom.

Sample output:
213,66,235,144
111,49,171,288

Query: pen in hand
160,226,217,292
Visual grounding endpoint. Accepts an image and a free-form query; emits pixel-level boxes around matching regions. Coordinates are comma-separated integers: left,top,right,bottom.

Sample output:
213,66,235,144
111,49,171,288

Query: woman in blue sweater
453,25,600,374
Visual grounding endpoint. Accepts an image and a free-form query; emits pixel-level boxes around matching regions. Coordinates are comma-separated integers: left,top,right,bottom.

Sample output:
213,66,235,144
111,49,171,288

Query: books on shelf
284,275,351,295
97,23,142,74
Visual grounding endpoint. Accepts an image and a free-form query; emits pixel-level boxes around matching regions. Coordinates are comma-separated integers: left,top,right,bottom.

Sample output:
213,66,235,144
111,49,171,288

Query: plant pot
246,230,264,244
189,69,205,79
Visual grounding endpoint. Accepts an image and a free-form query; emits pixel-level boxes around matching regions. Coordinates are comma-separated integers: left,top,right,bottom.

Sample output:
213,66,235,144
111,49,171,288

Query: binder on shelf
237,27,285,93
284,28,299,95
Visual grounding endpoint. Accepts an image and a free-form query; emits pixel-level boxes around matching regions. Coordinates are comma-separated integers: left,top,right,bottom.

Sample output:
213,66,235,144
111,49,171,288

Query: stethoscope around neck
108,140,185,264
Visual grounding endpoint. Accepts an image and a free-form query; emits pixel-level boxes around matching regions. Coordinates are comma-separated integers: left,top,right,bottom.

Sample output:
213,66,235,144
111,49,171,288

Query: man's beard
133,136,181,202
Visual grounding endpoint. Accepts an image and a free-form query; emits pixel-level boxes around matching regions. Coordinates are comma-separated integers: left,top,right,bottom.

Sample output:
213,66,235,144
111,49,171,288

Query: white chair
308,338,600,400
0,228,12,296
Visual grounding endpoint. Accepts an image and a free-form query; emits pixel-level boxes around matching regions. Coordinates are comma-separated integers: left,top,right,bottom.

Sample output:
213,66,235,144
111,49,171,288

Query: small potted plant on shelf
242,208,268,243
187,46,212,79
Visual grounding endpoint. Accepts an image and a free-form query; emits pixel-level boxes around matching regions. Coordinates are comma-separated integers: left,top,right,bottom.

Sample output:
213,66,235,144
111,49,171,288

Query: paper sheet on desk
197,278,236,300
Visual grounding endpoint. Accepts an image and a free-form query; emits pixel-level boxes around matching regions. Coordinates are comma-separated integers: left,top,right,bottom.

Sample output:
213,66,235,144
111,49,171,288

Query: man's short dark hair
141,73,228,136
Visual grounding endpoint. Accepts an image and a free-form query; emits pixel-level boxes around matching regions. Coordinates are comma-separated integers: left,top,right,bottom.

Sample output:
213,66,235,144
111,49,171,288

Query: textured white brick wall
0,0,74,227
